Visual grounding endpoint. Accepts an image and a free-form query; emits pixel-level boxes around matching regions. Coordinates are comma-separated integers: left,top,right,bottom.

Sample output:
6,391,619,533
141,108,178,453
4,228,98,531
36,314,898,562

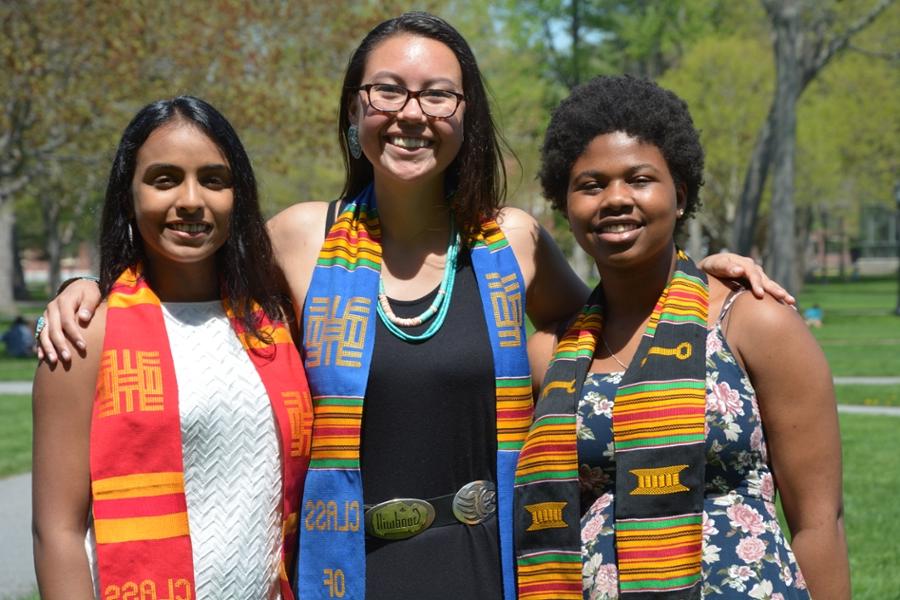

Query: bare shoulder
495,206,540,247
268,200,330,246
34,303,107,403
267,201,331,310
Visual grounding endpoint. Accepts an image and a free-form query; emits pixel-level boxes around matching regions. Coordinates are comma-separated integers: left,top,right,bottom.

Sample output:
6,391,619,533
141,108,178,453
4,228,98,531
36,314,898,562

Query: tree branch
803,0,895,86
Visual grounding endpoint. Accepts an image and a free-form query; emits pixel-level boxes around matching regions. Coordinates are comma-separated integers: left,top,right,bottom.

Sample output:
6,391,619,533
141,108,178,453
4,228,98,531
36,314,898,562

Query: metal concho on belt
364,498,436,540
452,480,496,525
364,480,497,540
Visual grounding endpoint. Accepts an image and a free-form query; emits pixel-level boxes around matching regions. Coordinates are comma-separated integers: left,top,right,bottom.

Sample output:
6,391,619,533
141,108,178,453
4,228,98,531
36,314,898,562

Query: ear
347,93,362,126
675,182,688,217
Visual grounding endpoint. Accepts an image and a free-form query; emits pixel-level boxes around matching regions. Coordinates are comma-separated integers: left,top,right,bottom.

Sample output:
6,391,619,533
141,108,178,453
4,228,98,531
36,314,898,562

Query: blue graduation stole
295,185,532,599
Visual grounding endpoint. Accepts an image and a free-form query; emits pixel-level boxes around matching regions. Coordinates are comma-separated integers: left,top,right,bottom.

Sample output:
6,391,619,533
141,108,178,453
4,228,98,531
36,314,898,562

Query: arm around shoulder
496,206,589,331
726,294,848,600
33,305,107,599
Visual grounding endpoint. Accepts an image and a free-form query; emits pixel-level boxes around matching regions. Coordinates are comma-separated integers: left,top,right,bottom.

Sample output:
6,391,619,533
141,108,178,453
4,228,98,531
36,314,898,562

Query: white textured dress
88,301,284,599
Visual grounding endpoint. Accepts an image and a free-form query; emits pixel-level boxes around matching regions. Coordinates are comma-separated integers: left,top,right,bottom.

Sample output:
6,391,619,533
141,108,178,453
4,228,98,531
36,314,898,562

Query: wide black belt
363,480,496,540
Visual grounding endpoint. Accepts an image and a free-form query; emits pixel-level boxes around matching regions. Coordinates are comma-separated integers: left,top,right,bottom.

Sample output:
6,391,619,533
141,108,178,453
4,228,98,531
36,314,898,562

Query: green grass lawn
839,412,900,599
0,395,31,477
835,384,900,407
798,277,900,378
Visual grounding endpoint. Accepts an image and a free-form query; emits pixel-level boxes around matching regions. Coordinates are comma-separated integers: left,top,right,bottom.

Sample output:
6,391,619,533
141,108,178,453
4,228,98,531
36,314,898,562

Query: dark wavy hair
540,75,704,229
337,12,507,237
98,96,287,340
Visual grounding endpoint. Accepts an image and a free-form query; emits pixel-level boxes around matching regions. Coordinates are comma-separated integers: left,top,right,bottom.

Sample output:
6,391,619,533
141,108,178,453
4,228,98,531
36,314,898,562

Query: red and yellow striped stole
515,250,708,599
90,267,312,599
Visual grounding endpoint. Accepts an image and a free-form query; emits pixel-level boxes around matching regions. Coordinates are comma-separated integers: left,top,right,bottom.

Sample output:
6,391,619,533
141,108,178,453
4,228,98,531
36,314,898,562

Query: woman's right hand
37,279,103,365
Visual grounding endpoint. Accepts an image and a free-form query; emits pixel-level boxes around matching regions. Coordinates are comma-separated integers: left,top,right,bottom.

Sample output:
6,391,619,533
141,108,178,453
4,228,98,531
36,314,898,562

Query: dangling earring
127,222,134,246
348,124,362,160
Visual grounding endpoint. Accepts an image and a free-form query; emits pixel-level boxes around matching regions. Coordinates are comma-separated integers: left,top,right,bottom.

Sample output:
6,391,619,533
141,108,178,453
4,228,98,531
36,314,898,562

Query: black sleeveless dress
361,249,504,599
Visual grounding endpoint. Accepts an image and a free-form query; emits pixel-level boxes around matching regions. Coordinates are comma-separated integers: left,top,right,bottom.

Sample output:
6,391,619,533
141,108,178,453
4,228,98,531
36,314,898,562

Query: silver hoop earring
128,222,134,246
348,124,362,160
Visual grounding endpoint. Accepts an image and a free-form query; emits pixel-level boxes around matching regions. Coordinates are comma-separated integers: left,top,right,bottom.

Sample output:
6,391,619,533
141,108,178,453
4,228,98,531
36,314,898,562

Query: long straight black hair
337,12,508,237
99,96,287,339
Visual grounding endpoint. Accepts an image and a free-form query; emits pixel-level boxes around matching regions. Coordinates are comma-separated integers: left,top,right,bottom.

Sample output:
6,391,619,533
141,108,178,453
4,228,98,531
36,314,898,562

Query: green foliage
661,36,773,251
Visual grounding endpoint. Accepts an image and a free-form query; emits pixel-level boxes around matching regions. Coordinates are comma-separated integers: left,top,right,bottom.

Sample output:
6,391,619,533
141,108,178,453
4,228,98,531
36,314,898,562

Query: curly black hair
540,75,703,225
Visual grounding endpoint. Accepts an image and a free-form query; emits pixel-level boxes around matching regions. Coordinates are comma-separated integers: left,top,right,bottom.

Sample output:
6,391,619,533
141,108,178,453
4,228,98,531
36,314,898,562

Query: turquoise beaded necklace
376,221,460,342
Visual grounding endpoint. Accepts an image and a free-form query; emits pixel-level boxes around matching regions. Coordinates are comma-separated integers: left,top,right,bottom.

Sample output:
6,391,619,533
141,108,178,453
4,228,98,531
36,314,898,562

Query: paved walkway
0,473,35,599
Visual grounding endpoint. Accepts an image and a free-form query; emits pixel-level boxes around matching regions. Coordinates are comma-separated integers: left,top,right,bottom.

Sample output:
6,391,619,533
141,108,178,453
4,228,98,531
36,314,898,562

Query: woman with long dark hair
32,96,313,599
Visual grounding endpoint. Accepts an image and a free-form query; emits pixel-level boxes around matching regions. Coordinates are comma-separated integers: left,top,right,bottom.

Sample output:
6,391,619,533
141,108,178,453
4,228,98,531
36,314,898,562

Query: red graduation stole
90,268,313,599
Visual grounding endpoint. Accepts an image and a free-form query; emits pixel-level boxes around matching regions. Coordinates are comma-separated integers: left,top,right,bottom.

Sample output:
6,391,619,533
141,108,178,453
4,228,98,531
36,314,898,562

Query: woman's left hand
698,252,795,305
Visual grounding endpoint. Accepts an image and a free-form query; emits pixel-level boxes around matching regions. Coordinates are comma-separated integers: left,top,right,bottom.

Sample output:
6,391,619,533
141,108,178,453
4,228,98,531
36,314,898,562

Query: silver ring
34,315,46,342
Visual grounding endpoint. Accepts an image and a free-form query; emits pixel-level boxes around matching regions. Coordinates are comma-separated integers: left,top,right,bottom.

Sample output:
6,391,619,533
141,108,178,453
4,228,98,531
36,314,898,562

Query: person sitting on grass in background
3,316,34,357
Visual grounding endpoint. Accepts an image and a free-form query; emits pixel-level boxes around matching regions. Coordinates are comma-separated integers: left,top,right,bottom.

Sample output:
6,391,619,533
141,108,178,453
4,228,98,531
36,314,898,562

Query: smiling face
350,34,465,190
567,131,685,272
132,121,234,279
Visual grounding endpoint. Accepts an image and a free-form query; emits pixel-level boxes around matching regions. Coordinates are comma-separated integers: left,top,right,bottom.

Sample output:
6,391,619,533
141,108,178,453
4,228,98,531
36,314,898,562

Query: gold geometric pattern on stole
283,390,314,458
647,341,692,360
305,295,371,368
540,379,576,399
629,464,690,495
486,272,522,348
96,349,164,418
524,501,568,531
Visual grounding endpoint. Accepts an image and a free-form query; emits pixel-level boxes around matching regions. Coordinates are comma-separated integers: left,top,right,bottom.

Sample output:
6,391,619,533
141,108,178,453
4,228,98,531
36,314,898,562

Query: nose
396,94,426,122
601,180,634,212
175,177,204,214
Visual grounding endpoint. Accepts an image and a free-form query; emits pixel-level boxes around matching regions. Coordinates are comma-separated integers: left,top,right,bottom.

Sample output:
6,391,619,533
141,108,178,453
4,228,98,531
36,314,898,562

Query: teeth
601,223,638,234
390,136,431,149
169,223,209,233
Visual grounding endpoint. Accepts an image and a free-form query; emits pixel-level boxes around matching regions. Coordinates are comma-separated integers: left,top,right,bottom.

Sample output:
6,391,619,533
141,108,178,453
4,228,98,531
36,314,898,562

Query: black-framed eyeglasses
354,83,465,118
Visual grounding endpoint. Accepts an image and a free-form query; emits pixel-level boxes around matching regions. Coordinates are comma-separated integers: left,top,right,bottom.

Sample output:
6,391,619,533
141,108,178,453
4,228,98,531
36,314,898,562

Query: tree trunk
0,201,17,315
731,107,774,255
764,1,802,295
12,224,28,300
734,0,894,264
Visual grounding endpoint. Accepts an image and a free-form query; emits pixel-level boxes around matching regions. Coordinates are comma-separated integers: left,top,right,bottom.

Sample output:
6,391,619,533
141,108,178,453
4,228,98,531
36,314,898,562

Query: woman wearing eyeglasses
38,13,790,600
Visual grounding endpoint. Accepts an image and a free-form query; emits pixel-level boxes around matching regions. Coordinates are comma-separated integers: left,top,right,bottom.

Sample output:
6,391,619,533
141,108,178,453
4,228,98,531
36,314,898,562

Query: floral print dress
578,295,810,599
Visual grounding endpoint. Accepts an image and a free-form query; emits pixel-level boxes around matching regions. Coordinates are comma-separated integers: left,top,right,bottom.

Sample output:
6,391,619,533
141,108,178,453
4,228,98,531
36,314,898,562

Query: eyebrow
143,162,230,171
367,70,460,88
572,163,661,180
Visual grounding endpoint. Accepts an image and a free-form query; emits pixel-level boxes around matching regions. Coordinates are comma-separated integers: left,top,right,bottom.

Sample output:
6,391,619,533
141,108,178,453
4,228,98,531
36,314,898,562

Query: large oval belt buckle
364,498,436,540
452,480,497,525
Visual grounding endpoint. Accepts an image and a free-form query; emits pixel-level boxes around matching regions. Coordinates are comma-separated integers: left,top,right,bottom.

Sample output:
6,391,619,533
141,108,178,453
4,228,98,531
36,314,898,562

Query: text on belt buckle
364,498,435,540
452,480,496,525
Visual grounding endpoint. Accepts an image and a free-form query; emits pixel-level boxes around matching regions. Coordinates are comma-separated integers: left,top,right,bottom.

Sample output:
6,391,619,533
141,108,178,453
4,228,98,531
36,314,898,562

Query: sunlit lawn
799,277,900,378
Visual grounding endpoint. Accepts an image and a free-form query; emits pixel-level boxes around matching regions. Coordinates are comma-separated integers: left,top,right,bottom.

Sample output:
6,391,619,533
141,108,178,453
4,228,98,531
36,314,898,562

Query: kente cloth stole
90,267,312,600
296,184,532,600
514,250,708,600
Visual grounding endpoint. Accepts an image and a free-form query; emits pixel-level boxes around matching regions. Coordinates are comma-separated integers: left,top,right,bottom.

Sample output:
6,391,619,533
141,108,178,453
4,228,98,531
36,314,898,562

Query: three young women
36,13,792,600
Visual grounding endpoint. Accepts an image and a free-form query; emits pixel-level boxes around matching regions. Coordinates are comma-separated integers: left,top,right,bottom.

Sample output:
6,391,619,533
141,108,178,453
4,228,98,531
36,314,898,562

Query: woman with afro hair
514,76,847,600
